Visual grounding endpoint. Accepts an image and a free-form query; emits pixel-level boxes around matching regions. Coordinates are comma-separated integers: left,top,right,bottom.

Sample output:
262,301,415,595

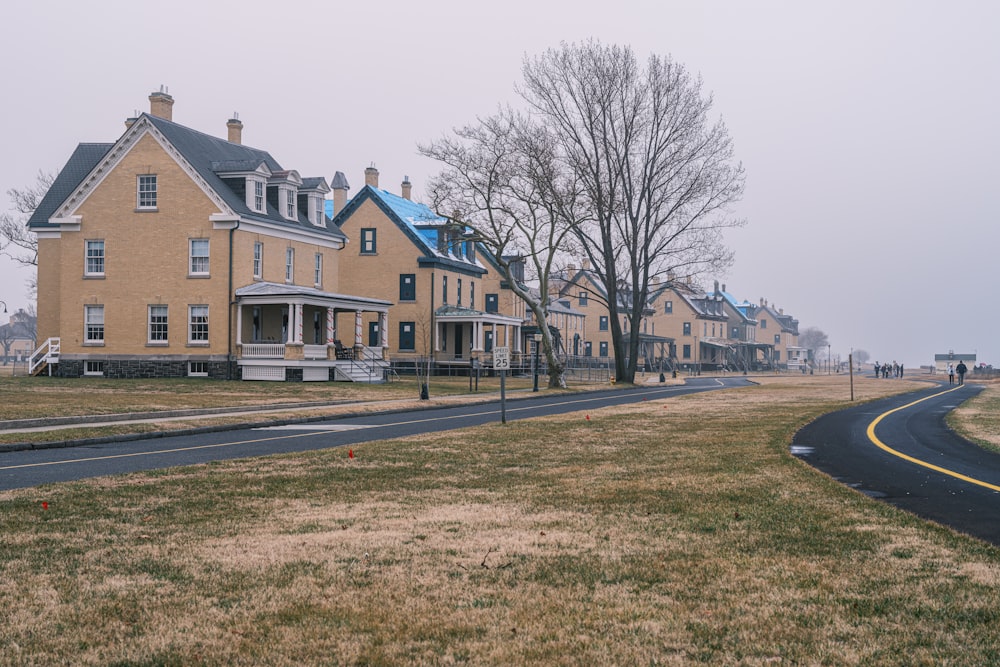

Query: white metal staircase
29,337,60,376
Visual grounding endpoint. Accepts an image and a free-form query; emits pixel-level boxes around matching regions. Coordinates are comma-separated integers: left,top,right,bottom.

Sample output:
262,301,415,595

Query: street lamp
532,332,543,392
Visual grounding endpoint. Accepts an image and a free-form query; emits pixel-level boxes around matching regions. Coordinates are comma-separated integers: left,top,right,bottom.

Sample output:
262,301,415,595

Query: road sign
493,347,510,371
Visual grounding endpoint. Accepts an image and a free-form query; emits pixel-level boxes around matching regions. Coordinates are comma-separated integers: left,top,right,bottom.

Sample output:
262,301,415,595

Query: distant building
934,352,976,373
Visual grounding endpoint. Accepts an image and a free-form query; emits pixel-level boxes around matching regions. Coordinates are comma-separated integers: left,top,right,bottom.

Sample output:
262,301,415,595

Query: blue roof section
332,185,486,277
28,143,113,228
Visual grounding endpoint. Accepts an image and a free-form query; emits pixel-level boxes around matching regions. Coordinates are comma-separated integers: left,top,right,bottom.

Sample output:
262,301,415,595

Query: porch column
380,311,388,348
326,307,335,344
354,310,363,347
236,304,243,346
294,304,304,344
475,321,484,351
513,325,522,353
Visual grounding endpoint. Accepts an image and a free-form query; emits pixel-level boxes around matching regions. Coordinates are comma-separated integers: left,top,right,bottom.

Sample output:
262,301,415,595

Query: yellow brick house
28,90,390,381
330,169,523,370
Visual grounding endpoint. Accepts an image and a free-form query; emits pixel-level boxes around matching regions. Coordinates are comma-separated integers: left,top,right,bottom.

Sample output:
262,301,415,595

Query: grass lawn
949,382,1000,453
1,375,998,665
0,374,545,421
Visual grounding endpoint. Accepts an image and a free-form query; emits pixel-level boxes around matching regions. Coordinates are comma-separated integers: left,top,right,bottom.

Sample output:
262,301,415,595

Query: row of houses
26,91,800,381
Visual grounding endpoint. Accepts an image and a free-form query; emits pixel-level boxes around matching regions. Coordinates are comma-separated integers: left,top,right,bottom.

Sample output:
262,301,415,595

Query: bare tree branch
520,41,746,382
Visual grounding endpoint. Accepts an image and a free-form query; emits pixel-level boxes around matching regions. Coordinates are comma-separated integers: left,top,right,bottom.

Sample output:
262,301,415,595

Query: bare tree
0,324,14,366
421,111,586,388
519,41,745,383
853,349,870,366
2,171,54,299
799,326,830,364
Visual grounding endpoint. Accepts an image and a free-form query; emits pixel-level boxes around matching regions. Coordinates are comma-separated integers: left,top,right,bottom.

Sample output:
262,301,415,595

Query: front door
454,324,463,359
484,330,493,352
368,321,380,348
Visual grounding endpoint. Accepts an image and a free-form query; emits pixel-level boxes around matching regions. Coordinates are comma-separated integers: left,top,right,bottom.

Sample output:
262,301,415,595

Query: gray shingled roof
145,114,344,240
31,114,343,241
27,143,112,229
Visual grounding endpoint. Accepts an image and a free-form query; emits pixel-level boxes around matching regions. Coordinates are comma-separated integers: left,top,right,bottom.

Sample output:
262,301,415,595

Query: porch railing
303,344,327,360
241,343,285,359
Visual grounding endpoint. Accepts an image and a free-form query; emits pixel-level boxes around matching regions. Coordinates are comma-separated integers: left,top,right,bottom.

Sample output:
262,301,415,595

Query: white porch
433,305,524,365
234,282,392,381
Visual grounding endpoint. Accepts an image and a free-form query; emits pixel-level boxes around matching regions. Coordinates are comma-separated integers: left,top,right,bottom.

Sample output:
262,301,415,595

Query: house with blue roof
330,168,524,368
28,89,390,381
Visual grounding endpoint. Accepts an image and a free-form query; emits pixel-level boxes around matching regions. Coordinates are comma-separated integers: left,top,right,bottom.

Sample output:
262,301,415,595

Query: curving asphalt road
0,377,751,492
792,382,999,546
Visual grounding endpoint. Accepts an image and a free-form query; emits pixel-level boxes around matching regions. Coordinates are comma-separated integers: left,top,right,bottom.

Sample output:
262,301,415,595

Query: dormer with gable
212,159,272,216
268,170,303,222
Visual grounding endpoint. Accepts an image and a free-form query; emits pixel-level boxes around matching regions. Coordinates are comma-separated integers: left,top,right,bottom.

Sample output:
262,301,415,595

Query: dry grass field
1,375,998,665
949,382,1000,452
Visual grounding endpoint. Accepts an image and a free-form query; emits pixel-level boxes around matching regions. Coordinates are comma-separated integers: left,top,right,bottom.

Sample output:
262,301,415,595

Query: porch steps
334,359,390,383
29,337,60,376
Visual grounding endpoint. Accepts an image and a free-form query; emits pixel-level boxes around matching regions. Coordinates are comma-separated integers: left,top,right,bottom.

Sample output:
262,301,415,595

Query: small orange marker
42,502,48,510
348,448,354,459
585,415,590,421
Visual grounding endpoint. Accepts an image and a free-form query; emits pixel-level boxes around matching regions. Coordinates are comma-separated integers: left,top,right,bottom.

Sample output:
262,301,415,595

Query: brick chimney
227,113,243,144
331,171,350,216
364,165,379,188
401,175,412,200
149,87,174,121
125,110,139,130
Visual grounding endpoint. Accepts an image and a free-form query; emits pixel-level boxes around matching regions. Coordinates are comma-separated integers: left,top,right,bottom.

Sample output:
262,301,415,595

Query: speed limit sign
493,346,510,370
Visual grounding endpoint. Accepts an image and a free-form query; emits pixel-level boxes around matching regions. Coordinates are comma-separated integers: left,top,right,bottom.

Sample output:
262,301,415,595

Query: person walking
956,360,967,385
947,363,955,385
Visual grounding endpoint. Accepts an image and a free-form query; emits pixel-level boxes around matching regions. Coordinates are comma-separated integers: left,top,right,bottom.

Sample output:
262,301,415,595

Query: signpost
493,347,510,424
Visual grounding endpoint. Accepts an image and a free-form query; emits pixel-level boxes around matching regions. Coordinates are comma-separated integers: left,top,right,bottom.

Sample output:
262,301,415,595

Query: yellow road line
866,385,1000,493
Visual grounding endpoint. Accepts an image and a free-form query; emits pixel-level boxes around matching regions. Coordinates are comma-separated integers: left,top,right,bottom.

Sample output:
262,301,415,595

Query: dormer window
281,186,297,221
311,195,325,227
252,179,265,213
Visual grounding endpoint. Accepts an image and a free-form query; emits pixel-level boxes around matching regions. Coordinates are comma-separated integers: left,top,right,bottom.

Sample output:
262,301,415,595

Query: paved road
792,382,1000,546
0,377,751,492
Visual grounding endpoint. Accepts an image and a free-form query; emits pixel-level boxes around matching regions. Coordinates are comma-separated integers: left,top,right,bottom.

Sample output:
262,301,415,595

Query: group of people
947,361,968,385
873,361,904,379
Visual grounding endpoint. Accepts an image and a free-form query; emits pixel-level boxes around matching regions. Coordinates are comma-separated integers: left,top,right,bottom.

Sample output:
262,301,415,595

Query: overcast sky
2,0,996,368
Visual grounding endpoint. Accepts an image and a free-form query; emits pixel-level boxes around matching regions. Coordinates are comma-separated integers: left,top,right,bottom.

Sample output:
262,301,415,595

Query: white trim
236,218,345,249
53,118,235,221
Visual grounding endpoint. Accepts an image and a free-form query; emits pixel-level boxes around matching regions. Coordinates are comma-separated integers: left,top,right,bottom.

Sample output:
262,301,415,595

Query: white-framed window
246,176,267,213
85,239,105,276
314,197,325,226
137,175,157,209
189,239,209,275
188,361,209,377
314,253,323,286
457,278,462,306
282,187,297,220
253,241,263,279
148,305,168,343
84,305,104,343
84,360,105,376
285,247,295,282
188,305,209,343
